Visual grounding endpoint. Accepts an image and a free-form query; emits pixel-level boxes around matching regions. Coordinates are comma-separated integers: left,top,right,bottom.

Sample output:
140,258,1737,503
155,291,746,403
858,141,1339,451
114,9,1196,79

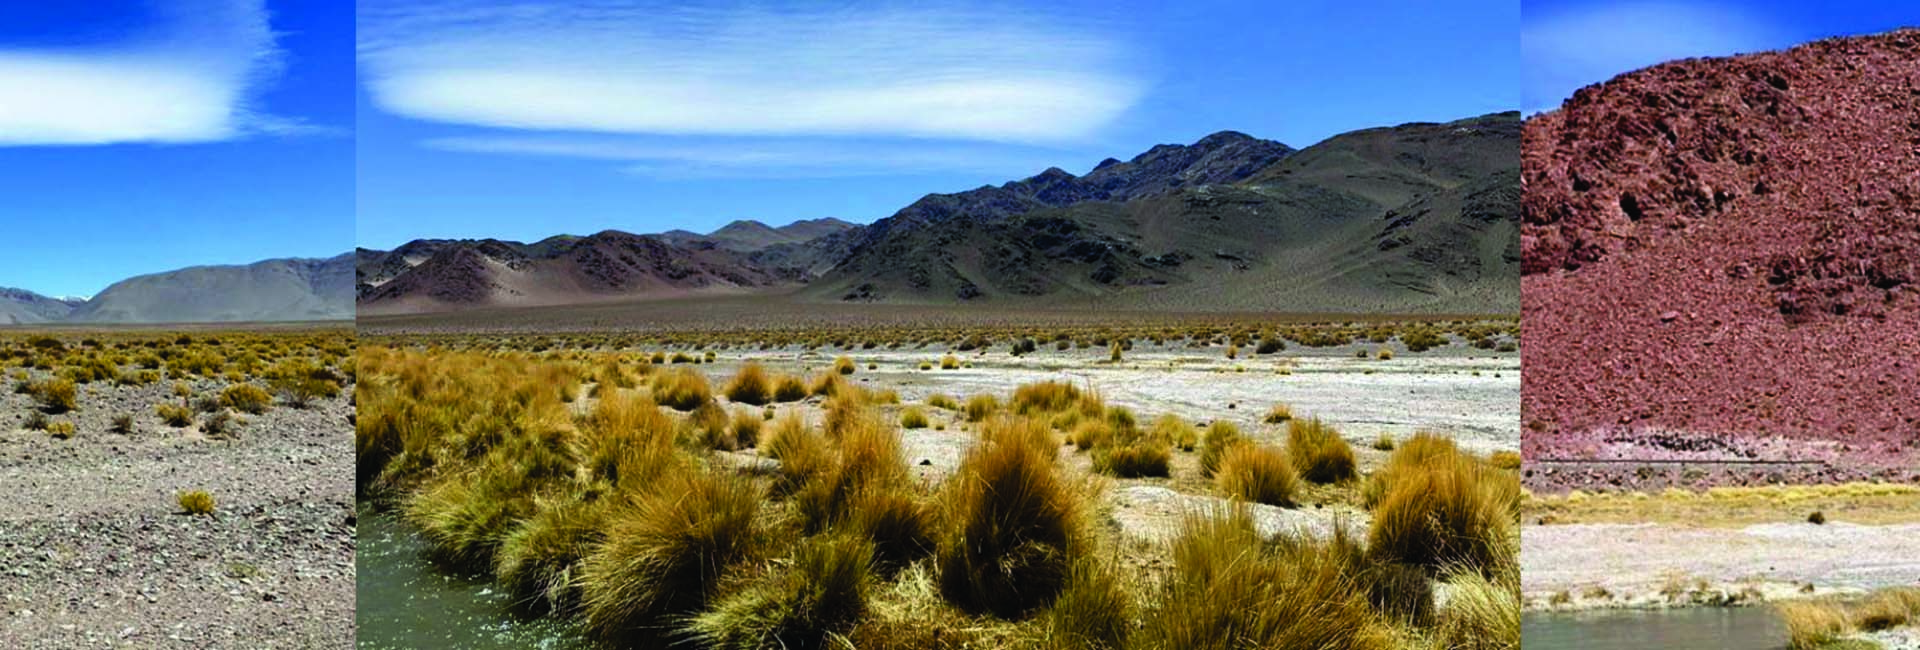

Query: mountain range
1,254,355,325
358,111,1521,315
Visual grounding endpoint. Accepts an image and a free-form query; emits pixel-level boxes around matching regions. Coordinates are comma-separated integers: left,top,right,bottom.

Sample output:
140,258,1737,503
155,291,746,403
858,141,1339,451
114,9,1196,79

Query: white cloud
424,134,1062,179
1523,1,1786,114
0,1,285,146
358,1,1145,142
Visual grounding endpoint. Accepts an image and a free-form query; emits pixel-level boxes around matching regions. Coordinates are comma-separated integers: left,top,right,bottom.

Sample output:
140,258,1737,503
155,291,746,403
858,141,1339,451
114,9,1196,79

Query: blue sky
0,1,352,298
355,0,1520,249
1525,0,1920,115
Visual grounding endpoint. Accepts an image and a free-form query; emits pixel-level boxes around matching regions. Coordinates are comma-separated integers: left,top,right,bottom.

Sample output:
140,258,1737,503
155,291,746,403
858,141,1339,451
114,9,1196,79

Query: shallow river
356,508,594,649
1522,607,1789,650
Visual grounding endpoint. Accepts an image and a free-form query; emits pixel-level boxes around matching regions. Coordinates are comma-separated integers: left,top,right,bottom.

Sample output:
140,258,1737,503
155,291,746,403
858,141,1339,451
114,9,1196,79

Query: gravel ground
1520,521,1920,611
0,374,354,649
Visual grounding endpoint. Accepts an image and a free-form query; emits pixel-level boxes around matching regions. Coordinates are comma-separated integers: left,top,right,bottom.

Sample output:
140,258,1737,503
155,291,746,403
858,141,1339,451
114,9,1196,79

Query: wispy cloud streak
424,134,1063,179
0,0,291,146
358,1,1145,143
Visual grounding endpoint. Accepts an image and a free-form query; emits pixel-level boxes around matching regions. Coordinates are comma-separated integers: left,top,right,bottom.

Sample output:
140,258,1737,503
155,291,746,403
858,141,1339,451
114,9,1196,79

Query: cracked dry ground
0,378,354,649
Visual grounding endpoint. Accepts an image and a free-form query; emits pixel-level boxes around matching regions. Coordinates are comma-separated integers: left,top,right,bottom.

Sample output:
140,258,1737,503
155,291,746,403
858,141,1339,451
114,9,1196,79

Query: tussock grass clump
963,394,999,422
1199,420,1245,478
650,367,712,411
220,383,273,414
110,414,134,434
1488,450,1522,470
1779,600,1849,649
1150,413,1198,451
1774,587,1920,649
1093,441,1171,478
939,354,959,370
1138,508,1396,650
690,533,874,649
1048,556,1134,650
46,420,76,439
795,405,911,535
925,393,959,410
156,403,193,427
177,490,216,516
899,406,930,429
937,417,1083,618
1286,417,1357,483
1372,432,1396,451
765,413,833,497
726,408,764,449
1367,451,1515,572
771,374,809,403
579,471,764,644
1435,566,1520,650
722,363,774,406
1262,402,1293,424
1011,381,1100,417
834,356,857,375
495,493,614,615
203,410,237,439
1215,444,1296,506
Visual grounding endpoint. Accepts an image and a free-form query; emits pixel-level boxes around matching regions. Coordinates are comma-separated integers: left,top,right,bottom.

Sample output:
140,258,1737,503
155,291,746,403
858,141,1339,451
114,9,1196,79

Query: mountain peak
1194,130,1256,147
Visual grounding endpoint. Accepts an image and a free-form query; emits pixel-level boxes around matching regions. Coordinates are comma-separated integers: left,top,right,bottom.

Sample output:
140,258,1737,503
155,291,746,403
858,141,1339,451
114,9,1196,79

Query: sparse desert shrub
579,471,764,643
1286,417,1357,483
1377,347,1394,360
834,356,857,375
724,363,774,406
900,406,930,429
220,383,273,414
1215,444,1297,506
926,393,959,410
963,394,998,422
172,381,192,399
940,354,959,370
1094,441,1172,478
1263,402,1292,424
23,411,49,431
938,417,1082,618
156,403,193,427
772,374,809,403
46,420,76,439
689,533,873,650
650,367,712,411
31,378,76,413
177,490,216,516
203,411,238,439
110,414,134,434
1199,420,1245,477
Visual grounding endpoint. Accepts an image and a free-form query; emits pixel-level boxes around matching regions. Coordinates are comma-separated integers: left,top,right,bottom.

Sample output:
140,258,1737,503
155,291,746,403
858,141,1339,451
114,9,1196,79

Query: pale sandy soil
1521,521,1920,612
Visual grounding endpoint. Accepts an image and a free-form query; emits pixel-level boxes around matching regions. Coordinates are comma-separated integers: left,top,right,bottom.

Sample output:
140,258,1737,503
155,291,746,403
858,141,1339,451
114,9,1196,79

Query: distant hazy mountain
0,287,86,325
361,112,1519,315
55,254,355,324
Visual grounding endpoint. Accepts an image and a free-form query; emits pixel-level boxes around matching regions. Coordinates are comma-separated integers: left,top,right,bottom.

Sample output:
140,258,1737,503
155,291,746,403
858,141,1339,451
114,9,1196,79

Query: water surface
356,507,594,650
1523,607,1789,650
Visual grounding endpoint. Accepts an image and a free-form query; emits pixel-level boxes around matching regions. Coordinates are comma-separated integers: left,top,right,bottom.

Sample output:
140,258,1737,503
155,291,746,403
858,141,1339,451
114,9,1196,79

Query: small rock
1659,310,1680,322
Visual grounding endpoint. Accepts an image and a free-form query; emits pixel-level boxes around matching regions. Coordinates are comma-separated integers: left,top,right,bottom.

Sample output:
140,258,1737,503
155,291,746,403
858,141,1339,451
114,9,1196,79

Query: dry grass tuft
937,416,1082,619
650,367,713,411
1286,417,1357,483
722,363,774,406
1215,444,1297,506
579,471,764,644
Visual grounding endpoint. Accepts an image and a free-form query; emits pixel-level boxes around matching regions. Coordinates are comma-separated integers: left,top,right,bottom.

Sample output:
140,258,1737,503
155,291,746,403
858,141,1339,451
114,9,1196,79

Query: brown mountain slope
357,231,800,314
809,112,1519,312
